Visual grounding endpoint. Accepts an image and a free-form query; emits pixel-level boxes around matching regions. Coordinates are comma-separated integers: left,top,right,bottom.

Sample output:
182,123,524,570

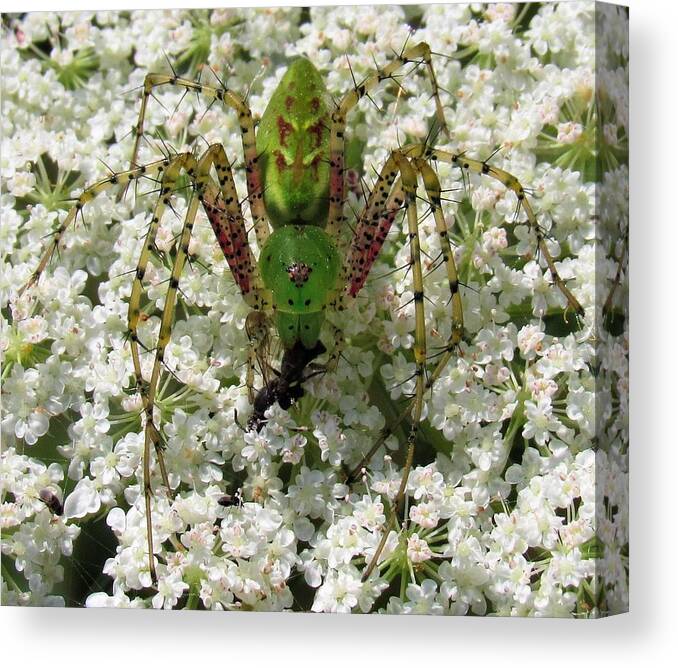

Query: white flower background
1,2,628,615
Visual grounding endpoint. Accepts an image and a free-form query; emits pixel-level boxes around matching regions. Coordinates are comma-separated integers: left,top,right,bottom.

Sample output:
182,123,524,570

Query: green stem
421,562,442,583
2,361,14,380
500,384,530,471
185,582,200,610
1,559,24,594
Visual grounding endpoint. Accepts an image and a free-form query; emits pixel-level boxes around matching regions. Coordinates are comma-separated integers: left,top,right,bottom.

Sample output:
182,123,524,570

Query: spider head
260,225,340,349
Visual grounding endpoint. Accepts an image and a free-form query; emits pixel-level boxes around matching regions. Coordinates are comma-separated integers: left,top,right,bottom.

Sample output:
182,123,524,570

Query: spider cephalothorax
259,224,341,349
287,261,312,286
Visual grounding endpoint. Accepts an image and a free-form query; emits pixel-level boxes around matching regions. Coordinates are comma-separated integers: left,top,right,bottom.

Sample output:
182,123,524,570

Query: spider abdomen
256,58,330,227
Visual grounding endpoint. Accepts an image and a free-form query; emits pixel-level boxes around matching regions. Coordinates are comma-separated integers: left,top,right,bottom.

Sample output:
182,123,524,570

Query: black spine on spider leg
247,340,327,431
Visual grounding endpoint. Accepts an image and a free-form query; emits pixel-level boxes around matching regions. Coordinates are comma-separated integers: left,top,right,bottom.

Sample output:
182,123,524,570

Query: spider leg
245,311,273,404
19,158,175,297
602,238,627,322
333,149,470,579
323,325,344,374
128,73,270,249
345,156,469,480
18,152,205,584
197,144,270,311
139,152,203,582
326,42,449,241
411,157,465,359
128,155,205,585
348,143,585,485
403,144,585,318
335,143,583,579
18,140,271,584
361,153,426,580
140,143,272,582
337,150,439,481
196,144,273,410
343,149,406,298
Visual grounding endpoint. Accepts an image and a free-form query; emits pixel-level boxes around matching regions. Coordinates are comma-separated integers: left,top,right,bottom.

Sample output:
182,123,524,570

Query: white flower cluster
1,3,628,616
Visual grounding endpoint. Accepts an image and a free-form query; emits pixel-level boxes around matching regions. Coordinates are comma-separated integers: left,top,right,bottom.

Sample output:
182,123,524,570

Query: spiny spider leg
359,152,427,580
19,153,198,582
18,157,174,297
349,144,587,494
245,311,274,404
128,72,270,248
336,143,585,578
18,158,193,579
349,152,465,580
341,150,465,501
410,156,465,356
326,42,449,242
140,143,274,581
197,145,269,311
20,141,272,583
139,154,204,582
602,238,627,321
129,153,203,533
403,144,585,318
351,158,467,486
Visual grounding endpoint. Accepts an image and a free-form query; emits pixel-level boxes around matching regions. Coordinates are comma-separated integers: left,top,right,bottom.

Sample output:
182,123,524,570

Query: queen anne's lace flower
1,3,627,616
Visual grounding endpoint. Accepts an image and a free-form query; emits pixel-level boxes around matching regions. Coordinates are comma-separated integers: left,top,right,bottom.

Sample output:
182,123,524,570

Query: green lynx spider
20,42,584,585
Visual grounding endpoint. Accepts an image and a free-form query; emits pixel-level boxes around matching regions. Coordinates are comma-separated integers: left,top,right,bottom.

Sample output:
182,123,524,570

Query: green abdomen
256,58,330,227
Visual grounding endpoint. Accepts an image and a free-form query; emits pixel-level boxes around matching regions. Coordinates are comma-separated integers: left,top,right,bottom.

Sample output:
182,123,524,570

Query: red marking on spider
285,96,295,111
202,191,252,295
348,208,399,297
308,120,324,149
275,150,288,172
346,168,361,196
310,154,322,178
246,165,263,192
310,97,320,113
330,153,344,192
277,116,293,147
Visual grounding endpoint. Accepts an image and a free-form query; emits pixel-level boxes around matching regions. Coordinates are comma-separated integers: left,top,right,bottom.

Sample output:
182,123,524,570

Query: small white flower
407,533,433,564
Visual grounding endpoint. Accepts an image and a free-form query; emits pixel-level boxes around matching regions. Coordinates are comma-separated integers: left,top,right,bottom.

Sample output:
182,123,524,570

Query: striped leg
326,42,449,241
354,147,584,578
128,74,270,249
349,144,585,489
129,153,201,514
403,144,585,318
602,239,627,320
18,143,269,583
344,151,404,298
130,153,198,580
361,152,426,580
18,153,205,582
341,149,466,486
139,144,272,581
411,156,465,360
245,311,273,403
19,158,176,297
196,145,270,311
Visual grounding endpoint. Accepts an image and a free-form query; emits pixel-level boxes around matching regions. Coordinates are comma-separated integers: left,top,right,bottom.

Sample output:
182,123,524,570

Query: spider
17,40,584,586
